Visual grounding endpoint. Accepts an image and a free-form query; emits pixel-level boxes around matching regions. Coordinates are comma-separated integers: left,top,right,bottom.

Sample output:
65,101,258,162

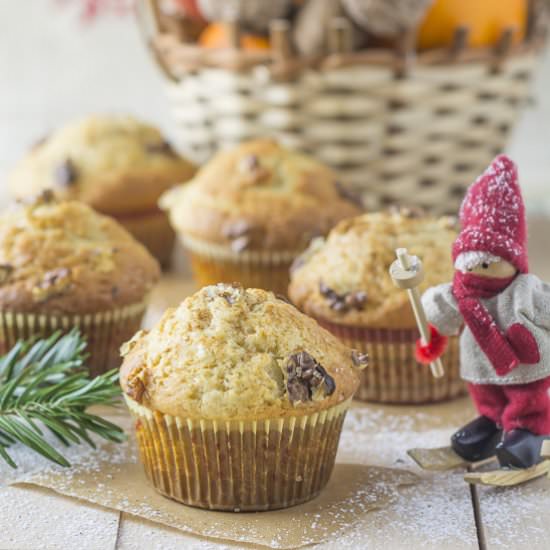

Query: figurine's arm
421,283,463,336
515,274,550,329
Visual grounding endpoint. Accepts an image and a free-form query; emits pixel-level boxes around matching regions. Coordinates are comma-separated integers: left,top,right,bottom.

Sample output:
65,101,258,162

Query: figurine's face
465,259,517,278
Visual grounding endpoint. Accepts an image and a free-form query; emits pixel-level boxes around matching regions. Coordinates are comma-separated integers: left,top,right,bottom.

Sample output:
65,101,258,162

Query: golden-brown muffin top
159,139,361,252
9,115,196,216
0,194,160,314
120,284,364,420
288,210,458,329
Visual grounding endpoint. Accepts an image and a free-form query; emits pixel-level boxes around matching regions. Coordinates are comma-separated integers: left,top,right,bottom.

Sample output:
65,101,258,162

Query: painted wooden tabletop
2,221,550,550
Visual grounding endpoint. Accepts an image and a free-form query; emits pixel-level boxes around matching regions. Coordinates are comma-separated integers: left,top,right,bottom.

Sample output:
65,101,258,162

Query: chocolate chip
238,154,271,185
351,350,369,369
42,267,71,287
33,267,72,303
126,374,147,403
331,300,347,312
230,235,250,253
111,286,119,298
286,351,336,403
319,281,367,313
287,376,311,403
0,264,13,284
145,140,176,156
239,154,260,173
318,365,336,395
222,219,251,240
32,189,56,204
334,181,364,209
54,159,78,187
346,291,367,309
219,287,239,305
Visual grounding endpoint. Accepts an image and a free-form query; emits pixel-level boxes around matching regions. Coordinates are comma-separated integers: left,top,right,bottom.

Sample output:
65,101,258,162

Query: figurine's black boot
496,429,550,469
451,416,502,462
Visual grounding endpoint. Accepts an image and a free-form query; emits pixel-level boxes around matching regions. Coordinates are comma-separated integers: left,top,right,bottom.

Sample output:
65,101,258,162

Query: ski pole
389,247,444,378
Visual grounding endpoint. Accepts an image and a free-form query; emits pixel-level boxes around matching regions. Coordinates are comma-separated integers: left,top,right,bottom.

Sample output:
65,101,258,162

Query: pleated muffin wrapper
125,395,352,512
316,319,465,404
179,234,302,296
0,300,149,377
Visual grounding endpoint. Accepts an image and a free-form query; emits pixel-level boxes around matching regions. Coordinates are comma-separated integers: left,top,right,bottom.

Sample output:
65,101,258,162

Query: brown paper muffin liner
180,234,301,296
125,396,352,512
316,319,465,404
0,301,148,377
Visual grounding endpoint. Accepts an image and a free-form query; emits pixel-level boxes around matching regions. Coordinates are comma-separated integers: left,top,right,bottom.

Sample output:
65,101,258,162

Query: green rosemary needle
0,329,125,468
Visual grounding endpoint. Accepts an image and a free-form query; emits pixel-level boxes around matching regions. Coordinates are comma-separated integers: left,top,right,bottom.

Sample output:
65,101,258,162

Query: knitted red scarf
452,272,539,376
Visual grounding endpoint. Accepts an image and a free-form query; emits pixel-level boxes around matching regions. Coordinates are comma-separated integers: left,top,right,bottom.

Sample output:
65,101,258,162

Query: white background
1,0,549,210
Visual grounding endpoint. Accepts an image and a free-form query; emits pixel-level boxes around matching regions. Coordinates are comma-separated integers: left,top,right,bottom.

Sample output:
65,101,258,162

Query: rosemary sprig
0,329,125,468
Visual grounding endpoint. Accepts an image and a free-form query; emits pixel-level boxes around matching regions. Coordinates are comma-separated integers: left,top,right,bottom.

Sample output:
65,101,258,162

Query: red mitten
415,324,448,365
506,323,540,365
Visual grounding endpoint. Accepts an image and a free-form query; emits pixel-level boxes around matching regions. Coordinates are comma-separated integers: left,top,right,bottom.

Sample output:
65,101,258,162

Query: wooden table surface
2,219,550,550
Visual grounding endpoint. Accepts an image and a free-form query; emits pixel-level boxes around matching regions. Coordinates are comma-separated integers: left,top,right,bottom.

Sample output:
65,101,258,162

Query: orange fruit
417,0,528,50
199,22,270,50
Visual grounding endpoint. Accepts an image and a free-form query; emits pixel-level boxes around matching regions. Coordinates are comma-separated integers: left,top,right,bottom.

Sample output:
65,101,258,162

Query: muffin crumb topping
119,285,358,419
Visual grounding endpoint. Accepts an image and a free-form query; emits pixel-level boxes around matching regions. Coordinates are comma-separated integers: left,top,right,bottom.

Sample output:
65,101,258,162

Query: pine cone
196,0,293,32
341,0,434,37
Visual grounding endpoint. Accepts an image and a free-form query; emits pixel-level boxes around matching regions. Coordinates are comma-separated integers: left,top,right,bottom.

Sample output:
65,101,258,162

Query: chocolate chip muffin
289,209,464,404
0,194,160,376
120,283,364,511
159,138,361,294
8,115,196,266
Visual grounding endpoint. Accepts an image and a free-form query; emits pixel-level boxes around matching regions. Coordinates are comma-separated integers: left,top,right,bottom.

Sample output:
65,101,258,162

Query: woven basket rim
137,0,548,81
153,32,546,73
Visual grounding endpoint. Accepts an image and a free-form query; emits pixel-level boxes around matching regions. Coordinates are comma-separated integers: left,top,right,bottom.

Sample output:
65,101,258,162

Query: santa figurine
420,154,550,469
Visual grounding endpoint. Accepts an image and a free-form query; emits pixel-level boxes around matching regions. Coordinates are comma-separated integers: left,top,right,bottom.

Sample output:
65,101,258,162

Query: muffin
120,284,364,511
0,193,160,376
289,209,464,404
8,115,196,266
159,139,361,295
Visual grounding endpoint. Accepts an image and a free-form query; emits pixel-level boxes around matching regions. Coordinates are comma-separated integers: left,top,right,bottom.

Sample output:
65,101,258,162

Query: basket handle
135,0,178,82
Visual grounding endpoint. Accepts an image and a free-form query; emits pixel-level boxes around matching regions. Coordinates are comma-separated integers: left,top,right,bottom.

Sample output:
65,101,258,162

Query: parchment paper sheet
12,442,418,549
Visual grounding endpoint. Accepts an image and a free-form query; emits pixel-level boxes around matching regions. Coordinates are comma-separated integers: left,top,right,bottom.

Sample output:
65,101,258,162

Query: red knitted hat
452,155,528,273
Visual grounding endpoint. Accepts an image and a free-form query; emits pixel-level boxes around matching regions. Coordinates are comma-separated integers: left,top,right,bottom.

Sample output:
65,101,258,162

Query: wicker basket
137,0,547,214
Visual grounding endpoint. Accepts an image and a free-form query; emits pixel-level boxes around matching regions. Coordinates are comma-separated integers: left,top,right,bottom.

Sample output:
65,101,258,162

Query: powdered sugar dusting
3,406,550,548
